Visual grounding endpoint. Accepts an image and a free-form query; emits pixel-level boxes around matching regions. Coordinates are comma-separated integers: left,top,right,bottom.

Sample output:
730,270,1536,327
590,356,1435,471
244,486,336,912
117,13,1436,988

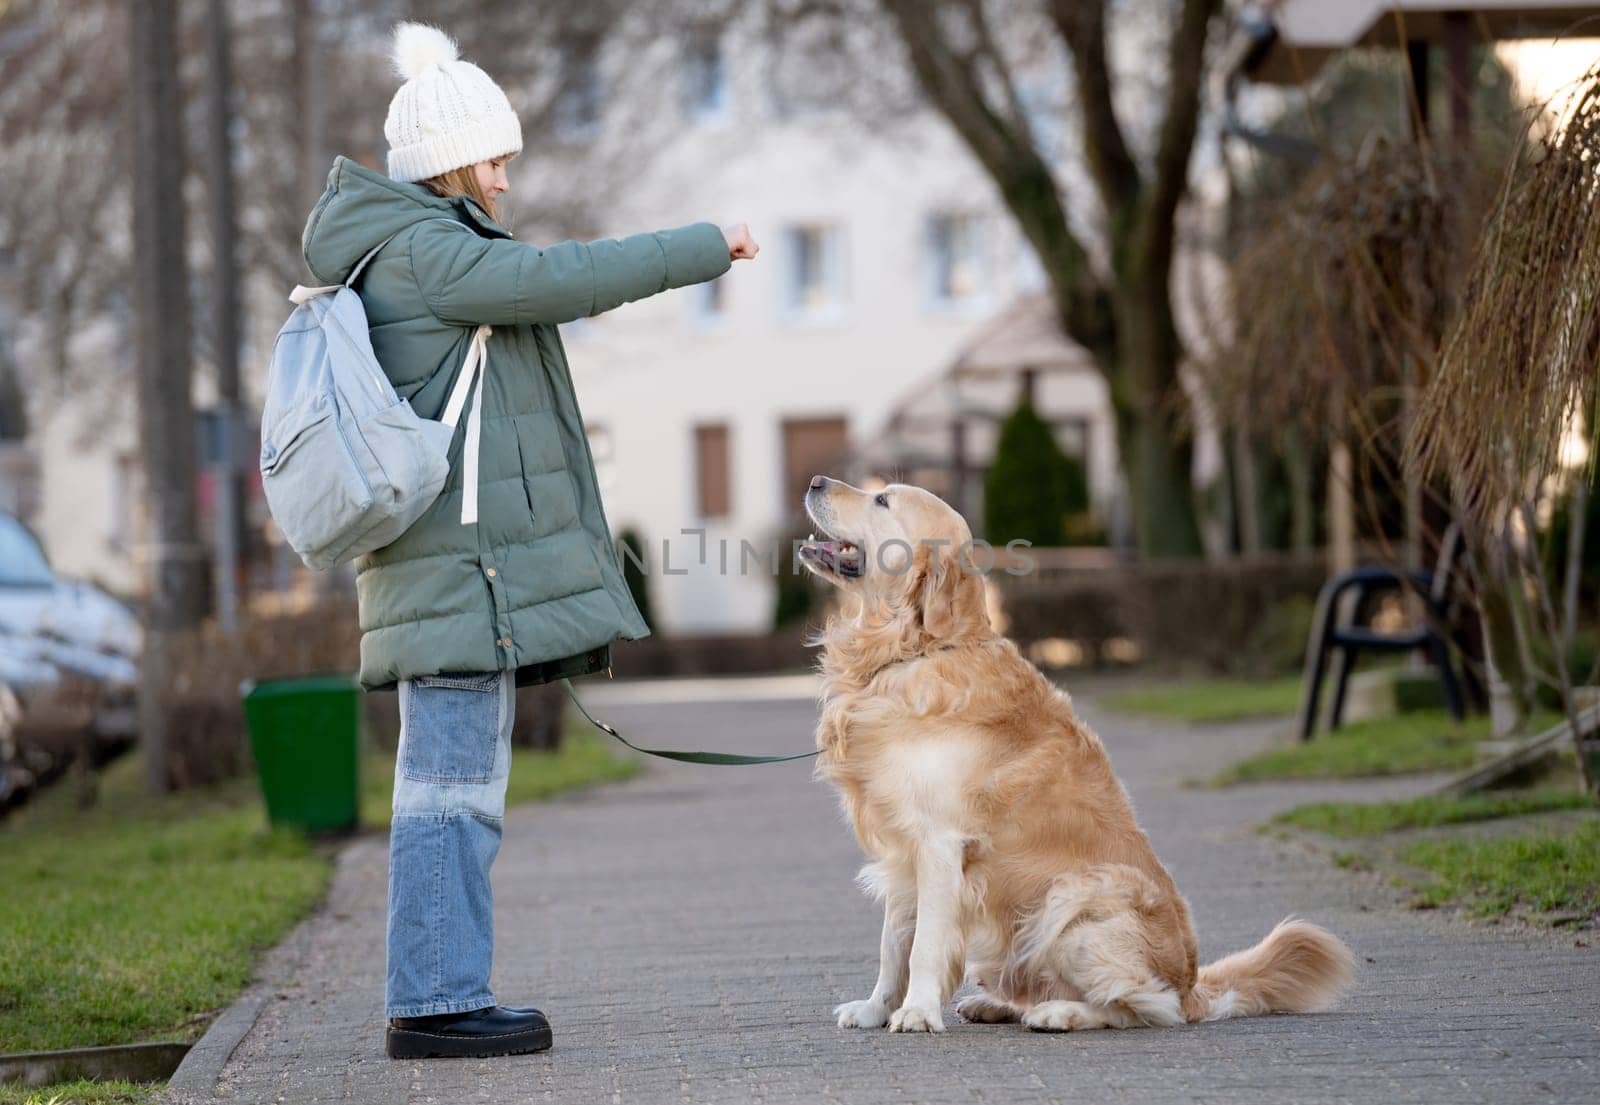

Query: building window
587,423,616,493
684,28,729,123
694,275,726,323
926,212,987,307
783,224,847,321
694,423,732,519
780,417,848,513
110,451,141,553
555,39,603,142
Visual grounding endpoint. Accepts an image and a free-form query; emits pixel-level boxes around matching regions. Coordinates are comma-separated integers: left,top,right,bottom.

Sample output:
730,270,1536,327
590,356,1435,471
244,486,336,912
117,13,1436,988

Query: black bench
1296,526,1468,742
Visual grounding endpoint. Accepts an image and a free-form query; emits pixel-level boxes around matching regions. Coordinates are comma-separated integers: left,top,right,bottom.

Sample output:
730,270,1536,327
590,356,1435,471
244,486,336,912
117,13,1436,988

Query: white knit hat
383,22,522,184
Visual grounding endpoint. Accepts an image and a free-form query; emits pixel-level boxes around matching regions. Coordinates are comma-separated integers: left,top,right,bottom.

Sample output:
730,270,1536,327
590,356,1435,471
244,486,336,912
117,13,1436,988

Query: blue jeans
386,669,513,1018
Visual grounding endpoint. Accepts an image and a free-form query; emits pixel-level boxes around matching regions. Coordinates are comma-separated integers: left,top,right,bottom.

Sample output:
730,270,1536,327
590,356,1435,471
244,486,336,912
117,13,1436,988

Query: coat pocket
402,671,503,783
259,405,376,566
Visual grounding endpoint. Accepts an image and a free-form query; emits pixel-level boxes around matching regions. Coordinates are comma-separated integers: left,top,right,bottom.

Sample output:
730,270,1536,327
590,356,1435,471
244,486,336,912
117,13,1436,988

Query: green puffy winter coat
300,155,730,692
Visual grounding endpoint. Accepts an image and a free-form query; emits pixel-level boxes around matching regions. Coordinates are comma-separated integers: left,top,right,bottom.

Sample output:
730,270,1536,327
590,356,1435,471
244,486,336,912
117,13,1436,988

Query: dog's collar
856,641,968,686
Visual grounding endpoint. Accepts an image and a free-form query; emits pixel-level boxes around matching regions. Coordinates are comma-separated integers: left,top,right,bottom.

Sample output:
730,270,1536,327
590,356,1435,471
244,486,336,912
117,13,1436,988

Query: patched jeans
386,669,513,1018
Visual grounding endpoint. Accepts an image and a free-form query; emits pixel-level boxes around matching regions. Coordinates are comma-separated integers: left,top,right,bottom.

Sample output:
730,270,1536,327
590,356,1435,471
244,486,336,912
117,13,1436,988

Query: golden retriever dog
798,475,1353,1034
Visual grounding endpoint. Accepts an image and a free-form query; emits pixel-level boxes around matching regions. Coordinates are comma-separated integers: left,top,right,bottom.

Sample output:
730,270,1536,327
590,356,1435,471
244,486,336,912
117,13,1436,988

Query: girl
299,21,757,1060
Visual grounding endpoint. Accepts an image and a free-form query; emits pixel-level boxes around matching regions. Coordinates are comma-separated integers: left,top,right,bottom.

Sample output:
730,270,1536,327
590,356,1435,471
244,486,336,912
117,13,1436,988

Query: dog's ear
914,545,987,640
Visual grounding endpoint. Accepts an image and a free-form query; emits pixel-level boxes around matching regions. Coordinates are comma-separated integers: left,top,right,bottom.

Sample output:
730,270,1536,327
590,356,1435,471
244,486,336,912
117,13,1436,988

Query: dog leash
561,679,821,765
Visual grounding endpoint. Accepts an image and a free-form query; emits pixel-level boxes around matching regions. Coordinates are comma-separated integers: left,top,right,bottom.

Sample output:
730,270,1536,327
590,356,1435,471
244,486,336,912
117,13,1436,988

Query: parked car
0,512,140,809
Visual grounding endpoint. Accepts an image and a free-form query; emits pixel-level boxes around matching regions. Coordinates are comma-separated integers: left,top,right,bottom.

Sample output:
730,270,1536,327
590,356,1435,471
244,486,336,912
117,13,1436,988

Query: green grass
1271,783,1599,922
0,718,639,1058
1272,790,1595,837
0,756,333,1055
359,725,641,831
0,1080,158,1105
1403,820,1600,917
1103,676,1303,724
1212,710,1504,784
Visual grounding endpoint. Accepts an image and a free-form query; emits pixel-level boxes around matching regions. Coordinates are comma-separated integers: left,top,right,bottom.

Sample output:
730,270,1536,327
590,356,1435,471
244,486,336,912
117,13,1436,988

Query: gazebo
1239,1,1600,143
854,295,1121,539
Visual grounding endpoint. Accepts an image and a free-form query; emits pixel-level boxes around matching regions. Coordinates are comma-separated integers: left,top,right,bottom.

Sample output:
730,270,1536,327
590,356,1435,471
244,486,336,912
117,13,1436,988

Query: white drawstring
439,324,492,525
289,282,341,305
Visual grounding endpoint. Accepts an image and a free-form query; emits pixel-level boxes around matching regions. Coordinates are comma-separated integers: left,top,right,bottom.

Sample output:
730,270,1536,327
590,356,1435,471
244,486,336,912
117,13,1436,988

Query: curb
161,851,341,1103
162,988,269,1101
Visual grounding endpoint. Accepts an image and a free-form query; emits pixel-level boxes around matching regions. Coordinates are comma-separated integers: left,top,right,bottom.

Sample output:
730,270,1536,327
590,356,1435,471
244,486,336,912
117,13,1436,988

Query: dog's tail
1183,918,1353,1023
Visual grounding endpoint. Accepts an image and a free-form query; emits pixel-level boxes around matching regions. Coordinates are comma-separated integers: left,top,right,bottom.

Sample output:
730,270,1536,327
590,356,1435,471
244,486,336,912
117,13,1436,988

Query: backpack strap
288,234,394,305
438,323,492,525
286,215,492,528
343,233,394,288
288,217,465,304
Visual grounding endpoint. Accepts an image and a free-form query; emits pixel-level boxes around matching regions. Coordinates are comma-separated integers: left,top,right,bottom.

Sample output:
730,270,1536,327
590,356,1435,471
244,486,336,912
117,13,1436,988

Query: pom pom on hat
390,22,459,81
383,21,523,183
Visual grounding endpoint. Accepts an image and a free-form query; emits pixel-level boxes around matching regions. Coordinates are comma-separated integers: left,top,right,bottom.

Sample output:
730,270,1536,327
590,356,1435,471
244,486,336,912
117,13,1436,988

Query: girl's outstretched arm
412,220,742,327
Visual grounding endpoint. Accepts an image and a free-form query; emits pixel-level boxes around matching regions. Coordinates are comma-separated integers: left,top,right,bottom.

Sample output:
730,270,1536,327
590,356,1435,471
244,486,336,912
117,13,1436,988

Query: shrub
155,602,566,787
994,553,1326,675
773,521,823,630
617,528,654,632
1531,630,1600,713
983,398,1092,546
611,627,814,678
159,602,365,789
512,681,566,750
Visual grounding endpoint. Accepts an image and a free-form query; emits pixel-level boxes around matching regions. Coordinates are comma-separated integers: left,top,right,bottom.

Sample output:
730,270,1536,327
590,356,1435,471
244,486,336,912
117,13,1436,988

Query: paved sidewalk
169,677,1598,1105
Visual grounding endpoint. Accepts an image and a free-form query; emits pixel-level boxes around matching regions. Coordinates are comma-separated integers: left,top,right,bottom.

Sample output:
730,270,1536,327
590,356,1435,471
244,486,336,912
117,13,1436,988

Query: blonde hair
418,161,506,229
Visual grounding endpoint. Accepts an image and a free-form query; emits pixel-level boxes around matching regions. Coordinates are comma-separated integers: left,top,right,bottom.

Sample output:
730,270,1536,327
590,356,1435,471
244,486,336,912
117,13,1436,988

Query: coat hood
300,154,511,285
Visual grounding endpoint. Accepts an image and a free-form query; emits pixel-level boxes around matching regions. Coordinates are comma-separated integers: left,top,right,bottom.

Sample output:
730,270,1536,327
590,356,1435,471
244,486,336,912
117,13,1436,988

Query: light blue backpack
261,220,491,570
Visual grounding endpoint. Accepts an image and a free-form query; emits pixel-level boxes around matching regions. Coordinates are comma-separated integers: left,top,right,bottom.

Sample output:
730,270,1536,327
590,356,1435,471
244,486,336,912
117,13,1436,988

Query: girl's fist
722,222,759,261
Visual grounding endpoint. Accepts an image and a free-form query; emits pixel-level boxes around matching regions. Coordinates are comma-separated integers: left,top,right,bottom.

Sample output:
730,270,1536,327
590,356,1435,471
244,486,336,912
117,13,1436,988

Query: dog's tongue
801,535,863,574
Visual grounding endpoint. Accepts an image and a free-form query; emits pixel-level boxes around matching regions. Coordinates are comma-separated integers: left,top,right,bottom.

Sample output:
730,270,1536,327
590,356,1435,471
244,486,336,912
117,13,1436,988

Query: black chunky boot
385,1005,552,1059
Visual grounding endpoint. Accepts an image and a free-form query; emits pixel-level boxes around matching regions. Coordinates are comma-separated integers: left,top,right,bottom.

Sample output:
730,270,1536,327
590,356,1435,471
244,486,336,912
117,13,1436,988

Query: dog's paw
1022,1000,1100,1033
888,1004,945,1033
956,995,1019,1024
834,998,890,1029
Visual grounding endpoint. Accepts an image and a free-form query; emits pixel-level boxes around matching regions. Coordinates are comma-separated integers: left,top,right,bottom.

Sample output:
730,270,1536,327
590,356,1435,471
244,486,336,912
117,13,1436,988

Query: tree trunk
1109,289,1202,558
1232,429,1262,555
207,0,246,633
1326,385,1356,576
131,0,206,794
1565,473,1588,650
1282,425,1316,555
1472,532,1536,735
873,0,1215,560
1115,404,1201,558
290,0,326,200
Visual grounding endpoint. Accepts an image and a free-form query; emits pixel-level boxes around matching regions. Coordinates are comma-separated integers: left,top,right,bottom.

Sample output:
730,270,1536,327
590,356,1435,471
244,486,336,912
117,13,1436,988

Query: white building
552,29,1115,635
5,13,1128,628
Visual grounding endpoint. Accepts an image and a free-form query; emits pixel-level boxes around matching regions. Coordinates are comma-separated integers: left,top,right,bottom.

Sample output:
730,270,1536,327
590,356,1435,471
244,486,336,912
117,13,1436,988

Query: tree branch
878,0,1113,352
1048,0,1141,225
959,0,1031,139
1141,0,1220,273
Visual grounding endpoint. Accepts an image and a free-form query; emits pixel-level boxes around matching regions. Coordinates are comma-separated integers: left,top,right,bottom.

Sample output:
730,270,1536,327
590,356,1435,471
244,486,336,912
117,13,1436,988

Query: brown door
694,423,732,519
780,417,849,515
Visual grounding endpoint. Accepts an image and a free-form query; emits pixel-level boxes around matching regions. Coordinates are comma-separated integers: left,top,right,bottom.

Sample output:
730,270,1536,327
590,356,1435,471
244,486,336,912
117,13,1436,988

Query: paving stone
166,680,1599,1105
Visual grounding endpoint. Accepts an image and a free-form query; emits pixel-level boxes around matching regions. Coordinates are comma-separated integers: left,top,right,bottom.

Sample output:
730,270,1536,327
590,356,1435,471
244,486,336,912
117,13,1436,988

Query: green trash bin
241,673,361,833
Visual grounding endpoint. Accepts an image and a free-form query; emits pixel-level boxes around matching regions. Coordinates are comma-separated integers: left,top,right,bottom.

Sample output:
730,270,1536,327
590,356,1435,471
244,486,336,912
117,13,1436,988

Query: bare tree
0,0,136,431
1410,70,1600,797
131,0,207,794
1,0,706,429
207,0,246,632
769,0,1218,556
